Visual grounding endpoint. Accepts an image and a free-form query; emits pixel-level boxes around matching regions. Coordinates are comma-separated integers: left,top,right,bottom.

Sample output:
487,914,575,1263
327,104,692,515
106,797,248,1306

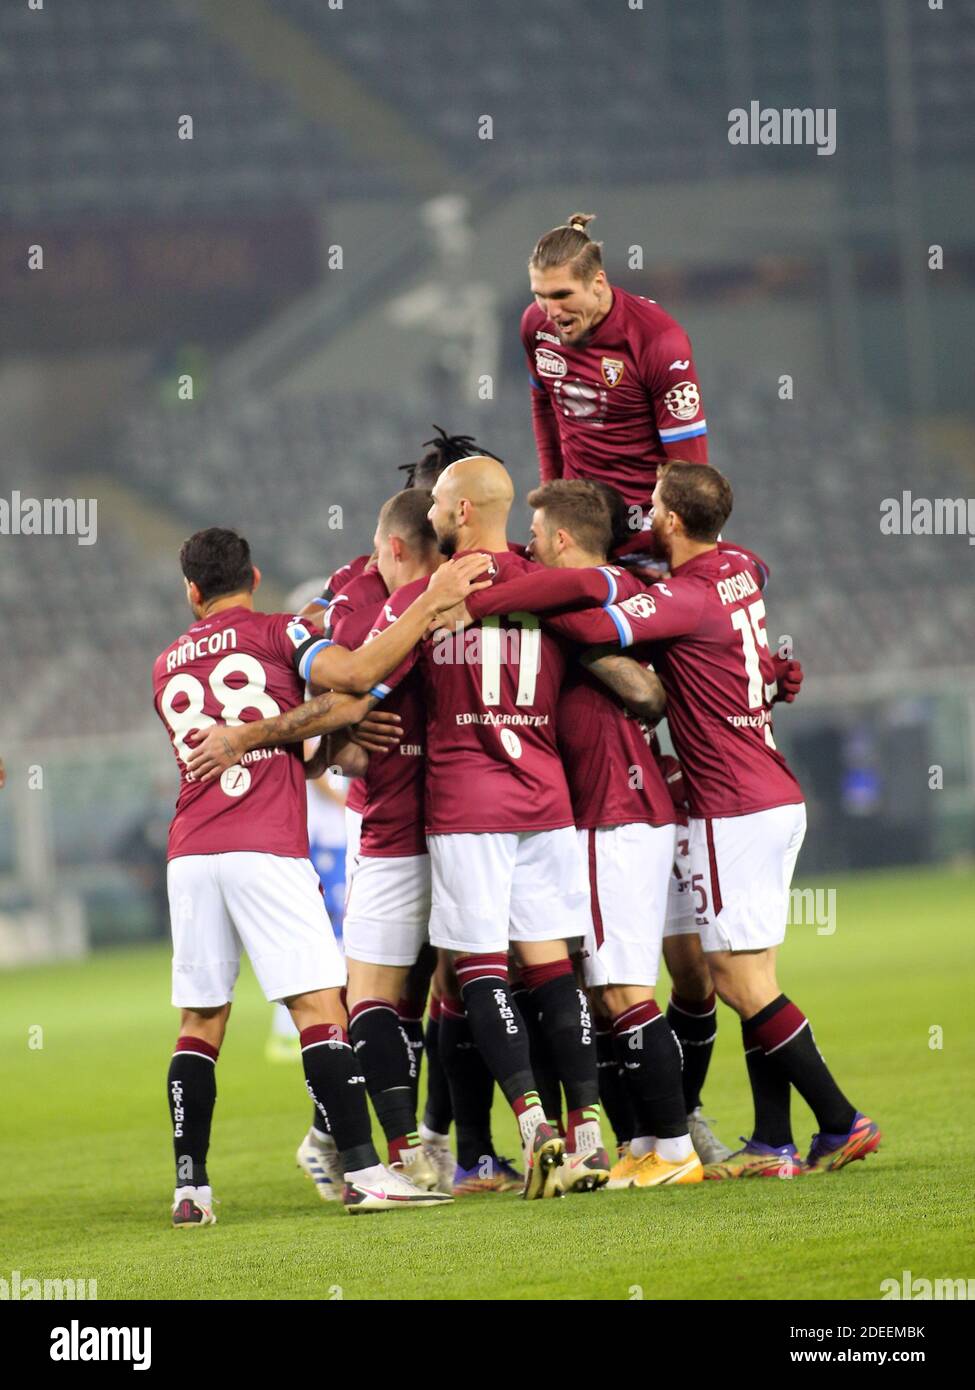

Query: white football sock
174,1184,212,1205
345,1162,388,1185
419,1123,449,1143
630,1135,656,1158
655,1134,694,1162
517,1104,546,1148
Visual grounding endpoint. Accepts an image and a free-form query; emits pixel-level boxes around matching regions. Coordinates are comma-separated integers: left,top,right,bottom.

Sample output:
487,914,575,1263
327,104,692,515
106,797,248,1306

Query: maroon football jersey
522,286,707,509
152,607,313,859
329,574,426,858
324,552,371,601
464,548,802,819
552,567,676,831
323,570,387,819
370,551,575,835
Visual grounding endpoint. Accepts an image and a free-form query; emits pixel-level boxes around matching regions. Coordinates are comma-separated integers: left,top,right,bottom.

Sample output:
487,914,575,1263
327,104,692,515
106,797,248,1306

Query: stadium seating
5,0,969,222
0,0,397,219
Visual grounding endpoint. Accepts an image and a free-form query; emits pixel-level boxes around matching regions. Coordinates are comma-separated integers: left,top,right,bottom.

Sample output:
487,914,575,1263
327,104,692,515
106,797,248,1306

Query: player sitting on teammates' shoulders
523,212,707,560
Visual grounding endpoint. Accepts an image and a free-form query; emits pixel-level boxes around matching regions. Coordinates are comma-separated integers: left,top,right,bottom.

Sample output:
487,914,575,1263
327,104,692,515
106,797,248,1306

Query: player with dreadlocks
398,426,505,492
294,429,503,632
290,426,523,1198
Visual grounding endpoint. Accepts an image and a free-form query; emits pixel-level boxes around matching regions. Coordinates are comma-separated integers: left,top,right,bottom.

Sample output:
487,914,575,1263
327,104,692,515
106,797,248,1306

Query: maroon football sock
168,1036,218,1188
519,959,597,1116
596,1025,634,1146
299,1023,378,1173
348,998,417,1150
612,1000,687,1140
455,954,537,1109
745,995,856,1137
667,989,717,1112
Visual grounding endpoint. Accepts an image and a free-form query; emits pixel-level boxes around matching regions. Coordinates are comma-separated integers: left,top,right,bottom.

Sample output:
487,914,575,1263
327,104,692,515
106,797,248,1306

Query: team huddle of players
154,214,880,1223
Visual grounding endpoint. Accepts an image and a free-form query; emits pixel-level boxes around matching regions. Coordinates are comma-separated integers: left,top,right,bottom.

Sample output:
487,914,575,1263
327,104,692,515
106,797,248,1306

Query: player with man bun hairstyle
523,212,708,557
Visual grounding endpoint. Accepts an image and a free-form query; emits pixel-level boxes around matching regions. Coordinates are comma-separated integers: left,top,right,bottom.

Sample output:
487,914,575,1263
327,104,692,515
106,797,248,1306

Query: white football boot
296,1129,343,1202
172,1185,217,1227
343,1164,453,1214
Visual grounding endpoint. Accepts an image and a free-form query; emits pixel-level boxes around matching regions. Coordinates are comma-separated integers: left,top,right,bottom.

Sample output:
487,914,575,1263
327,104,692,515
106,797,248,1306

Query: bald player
369,457,671,1196
367,457,596,1194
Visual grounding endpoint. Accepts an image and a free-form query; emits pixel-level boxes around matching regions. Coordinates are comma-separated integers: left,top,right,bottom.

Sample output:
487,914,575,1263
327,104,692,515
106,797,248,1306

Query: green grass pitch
2,866,973,1301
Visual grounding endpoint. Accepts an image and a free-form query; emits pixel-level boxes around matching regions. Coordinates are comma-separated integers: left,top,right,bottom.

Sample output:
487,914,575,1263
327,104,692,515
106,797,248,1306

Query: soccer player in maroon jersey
523,212,707,554
462,465,882,1178
323,490,521,1197
518,479,735,1163
518,481,705,1187
369,455,614,1196
320,490,462,1193
155,529,488,1220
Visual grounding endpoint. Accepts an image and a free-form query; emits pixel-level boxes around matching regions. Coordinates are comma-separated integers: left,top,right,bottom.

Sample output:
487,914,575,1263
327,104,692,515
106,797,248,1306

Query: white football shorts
578,822,677,986
689,803,807,953
428,827,589,955
343,806,363,901
168,852,346,1007
663,826,697,938
343,852,432,967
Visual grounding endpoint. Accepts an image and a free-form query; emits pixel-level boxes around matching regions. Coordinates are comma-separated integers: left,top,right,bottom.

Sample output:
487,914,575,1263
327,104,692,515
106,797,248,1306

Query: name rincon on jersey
166,627,239,672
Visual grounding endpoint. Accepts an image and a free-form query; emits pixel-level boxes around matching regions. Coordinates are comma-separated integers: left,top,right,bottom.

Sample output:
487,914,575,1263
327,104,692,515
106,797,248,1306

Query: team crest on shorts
600,357,625,388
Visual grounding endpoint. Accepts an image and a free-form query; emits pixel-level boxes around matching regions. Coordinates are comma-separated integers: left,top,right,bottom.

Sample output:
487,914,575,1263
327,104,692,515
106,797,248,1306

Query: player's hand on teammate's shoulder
297,600,328,632
349,710,404,754
425,552,495,611
185,724,250,783
429,599,474,637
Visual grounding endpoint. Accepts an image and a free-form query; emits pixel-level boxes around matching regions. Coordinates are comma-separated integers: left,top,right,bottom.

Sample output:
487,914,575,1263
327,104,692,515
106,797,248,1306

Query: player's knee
663,935,712,1000
603,984,653,1018
285,987,347,1032
346,961,406,1010
512,939,568,968
709,979,747,1018
179,1004,230,1045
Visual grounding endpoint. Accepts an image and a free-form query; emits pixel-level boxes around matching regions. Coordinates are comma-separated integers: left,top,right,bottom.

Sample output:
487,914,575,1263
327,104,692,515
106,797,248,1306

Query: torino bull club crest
600,357,625,387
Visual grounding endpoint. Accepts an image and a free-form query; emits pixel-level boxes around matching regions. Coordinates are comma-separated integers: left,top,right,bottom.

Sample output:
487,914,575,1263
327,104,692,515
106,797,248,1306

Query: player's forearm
239,692,376,750
582,651,666,722
312,590,439,693
466,566,611,621
530,389,563,482
544,608,623,646
325,731,369,778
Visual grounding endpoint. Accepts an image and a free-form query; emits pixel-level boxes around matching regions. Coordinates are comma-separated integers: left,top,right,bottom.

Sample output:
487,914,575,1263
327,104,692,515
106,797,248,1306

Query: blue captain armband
604,604,635,648
597,566,622,605
296,637,332,682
